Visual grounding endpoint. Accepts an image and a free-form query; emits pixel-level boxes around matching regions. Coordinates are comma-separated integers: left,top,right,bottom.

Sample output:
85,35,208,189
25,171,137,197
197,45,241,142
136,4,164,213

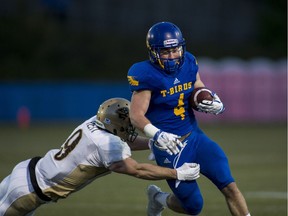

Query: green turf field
0,123,286,215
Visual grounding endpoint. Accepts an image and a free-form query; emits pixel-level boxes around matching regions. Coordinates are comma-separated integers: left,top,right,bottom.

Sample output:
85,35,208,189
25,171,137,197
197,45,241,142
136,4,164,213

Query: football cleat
147,185,165,216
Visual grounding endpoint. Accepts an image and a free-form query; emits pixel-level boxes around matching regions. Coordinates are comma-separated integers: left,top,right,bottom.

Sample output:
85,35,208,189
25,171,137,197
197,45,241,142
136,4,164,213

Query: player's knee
183,194,203,215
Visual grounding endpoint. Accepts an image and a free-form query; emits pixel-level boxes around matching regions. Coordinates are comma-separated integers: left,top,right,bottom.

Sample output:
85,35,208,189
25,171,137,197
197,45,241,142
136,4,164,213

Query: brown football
189,87,213,110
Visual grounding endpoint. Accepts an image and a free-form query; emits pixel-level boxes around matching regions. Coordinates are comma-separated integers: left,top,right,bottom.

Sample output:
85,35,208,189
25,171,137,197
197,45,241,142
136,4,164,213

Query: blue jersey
127,52,199,136
128,51,234,214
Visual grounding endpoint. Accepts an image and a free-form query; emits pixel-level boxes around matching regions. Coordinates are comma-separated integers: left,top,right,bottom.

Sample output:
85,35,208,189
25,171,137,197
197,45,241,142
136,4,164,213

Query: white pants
0,159,45,216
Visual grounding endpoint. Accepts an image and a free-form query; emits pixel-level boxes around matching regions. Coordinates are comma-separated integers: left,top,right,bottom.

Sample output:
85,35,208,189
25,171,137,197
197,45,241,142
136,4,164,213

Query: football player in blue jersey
127,22,251,216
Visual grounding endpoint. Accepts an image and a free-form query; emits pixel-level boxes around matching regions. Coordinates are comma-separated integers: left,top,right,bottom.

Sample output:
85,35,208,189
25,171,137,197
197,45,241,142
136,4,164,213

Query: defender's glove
153,130,184,155
197,92,225,115
176,163,200,181
147,139,155,161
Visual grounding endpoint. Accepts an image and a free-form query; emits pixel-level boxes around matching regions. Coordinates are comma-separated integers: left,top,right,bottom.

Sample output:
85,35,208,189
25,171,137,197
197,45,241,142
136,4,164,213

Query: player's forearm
130,112,150,132
133,163,177,180
130,90,152,131
127,136,150,151
109,158,176,180
194,73,205,88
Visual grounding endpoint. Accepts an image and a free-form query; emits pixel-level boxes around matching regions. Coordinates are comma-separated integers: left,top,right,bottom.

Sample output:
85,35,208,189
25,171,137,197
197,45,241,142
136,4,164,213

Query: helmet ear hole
120,127,125,132
113,129,117,135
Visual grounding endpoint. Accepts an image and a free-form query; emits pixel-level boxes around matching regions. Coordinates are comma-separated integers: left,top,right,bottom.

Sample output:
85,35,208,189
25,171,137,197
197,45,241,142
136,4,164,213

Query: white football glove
197,92,225,115
153,130,184,155
147,139,155,161
176,163,200,181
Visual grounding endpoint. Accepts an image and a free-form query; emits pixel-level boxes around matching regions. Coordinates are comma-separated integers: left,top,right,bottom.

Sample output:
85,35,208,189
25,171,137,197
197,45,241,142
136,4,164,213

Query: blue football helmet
146,22,186,74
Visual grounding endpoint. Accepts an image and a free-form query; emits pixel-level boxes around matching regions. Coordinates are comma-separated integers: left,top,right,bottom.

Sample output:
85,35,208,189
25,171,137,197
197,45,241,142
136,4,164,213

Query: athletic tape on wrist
143,123,159,138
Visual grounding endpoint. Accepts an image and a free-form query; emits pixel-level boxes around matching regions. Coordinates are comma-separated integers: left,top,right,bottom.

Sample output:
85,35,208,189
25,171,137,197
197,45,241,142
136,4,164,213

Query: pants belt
28,157,52,202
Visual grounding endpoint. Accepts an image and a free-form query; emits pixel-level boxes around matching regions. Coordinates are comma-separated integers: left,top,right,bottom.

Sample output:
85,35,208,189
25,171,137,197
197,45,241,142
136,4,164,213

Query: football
189,87,213,110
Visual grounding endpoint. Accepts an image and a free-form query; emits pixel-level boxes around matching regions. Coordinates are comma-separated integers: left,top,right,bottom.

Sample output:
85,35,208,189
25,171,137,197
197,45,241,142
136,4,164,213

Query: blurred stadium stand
0,58,286,123
195,58,287,123
0,0,286,80
0,1,286,123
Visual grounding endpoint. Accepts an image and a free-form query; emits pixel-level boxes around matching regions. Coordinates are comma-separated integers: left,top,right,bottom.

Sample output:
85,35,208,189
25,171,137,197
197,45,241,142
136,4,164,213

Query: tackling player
0,98,200,215
127,22,251,215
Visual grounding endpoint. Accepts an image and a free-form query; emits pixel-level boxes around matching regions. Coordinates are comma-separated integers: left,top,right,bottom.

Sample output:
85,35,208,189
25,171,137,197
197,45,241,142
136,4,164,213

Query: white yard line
245,191,287,199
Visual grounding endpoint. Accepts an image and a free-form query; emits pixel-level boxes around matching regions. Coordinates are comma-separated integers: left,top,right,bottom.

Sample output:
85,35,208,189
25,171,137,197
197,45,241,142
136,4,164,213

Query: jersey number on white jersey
54,129,82,160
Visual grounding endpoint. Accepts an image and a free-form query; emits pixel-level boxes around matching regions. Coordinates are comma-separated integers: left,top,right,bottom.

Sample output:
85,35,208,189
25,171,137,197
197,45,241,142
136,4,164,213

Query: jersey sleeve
127,62,154,92
97,136,132,168
185,52,199,74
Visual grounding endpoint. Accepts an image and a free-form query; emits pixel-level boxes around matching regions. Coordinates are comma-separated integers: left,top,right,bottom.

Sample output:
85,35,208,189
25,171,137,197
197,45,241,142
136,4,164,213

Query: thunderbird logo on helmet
163,39,179,47
117,107,129,120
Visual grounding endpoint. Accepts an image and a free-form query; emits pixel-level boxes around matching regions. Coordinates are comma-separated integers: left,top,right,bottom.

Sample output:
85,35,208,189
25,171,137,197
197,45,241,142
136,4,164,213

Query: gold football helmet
96,98,138,142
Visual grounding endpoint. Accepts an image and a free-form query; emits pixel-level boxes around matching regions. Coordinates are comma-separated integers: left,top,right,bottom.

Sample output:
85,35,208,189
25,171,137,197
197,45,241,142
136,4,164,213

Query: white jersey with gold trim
0,116,132,215
36,115,132,200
